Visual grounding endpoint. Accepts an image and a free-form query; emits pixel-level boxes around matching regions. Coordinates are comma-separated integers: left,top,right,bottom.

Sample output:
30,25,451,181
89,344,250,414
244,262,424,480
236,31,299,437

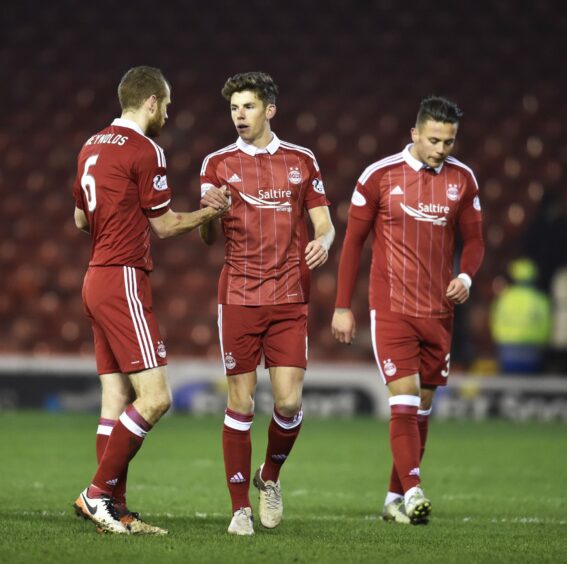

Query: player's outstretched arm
201,186,230,211
305,206,335,270
198,186,229,245
149,205,227,239
331,308,356,344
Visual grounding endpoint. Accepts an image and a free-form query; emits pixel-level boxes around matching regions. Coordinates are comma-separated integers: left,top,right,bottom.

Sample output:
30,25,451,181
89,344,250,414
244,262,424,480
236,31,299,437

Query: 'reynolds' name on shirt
86,133,128,146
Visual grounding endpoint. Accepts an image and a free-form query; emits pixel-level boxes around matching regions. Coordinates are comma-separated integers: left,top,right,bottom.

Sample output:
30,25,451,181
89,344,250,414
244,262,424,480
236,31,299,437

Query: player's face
147,84,171,138
410,120,458,168
230,90,275,147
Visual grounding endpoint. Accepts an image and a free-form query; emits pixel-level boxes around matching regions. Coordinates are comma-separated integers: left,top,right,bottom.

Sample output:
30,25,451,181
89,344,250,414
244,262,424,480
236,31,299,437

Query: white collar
236,133,280,156
111,118,145,136
402,143,443,174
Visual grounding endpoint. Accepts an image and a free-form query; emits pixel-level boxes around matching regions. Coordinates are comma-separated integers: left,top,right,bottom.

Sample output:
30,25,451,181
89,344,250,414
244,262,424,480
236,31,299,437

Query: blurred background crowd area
2,0,566,373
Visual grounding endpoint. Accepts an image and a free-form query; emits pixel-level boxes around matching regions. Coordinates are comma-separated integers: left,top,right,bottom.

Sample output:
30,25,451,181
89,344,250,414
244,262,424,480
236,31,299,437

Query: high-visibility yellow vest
490,285,551,345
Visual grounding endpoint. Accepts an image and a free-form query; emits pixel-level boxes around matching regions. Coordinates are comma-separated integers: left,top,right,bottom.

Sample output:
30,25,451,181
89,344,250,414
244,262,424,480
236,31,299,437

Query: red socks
96,418,128,509
222,406,303,512
388,396,421,493
417,409,430,461
262,407,303,482
388,403,432,494
89,405,151,497
222,408,254,513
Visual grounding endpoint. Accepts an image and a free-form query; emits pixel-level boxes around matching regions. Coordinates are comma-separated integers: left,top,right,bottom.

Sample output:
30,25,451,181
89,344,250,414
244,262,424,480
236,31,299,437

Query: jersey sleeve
347,169,381,222
303,154,331,209
458,170,484,277
457,169,482,226
135,142,172,218
72,167,84,210
200,154,223,196
335,214,374,308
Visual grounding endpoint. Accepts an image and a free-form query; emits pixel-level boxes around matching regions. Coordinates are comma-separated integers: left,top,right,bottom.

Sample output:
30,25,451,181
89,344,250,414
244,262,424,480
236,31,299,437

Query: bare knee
135,389,171,424
228,394,255,415
153,390,172,418
226,372,257,414
274,395,302,417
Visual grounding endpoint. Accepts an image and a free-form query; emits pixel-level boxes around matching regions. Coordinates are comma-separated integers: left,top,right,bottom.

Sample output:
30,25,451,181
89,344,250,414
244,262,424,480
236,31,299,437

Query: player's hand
446,277,470,304
201,185,231,212
305,239,329,270
331,308,356,344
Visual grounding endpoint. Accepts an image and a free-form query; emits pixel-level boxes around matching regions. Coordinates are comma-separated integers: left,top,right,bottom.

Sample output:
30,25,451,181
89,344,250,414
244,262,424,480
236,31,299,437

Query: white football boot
253,464,283,528
404,486,432,524
73,488,129,534
227,507,254,536
382,497,411,524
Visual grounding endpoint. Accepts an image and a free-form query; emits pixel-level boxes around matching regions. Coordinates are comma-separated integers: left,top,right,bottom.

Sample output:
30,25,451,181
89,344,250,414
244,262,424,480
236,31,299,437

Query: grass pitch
0,412,565,563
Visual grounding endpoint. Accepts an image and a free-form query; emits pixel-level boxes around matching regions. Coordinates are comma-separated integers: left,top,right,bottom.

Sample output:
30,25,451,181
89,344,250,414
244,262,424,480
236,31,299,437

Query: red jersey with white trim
201,134,330,305
350,145,482,318
72,118,171,271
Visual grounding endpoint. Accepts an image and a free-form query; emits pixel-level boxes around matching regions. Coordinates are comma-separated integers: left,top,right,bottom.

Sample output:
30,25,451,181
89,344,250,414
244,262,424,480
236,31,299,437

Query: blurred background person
489,258,552,374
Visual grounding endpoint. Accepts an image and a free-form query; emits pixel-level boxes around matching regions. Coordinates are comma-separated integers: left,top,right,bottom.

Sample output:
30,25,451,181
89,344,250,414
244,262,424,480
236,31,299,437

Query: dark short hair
416,96,463,127
221,72,279,105
118,66,170,111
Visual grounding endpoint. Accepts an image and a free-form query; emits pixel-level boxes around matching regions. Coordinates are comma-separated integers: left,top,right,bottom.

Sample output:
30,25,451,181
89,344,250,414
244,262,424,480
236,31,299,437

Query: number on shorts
441,353,451,378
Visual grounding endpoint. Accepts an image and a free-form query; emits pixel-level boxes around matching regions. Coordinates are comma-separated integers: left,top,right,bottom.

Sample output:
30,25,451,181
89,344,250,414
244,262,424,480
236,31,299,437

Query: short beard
146,115,163,138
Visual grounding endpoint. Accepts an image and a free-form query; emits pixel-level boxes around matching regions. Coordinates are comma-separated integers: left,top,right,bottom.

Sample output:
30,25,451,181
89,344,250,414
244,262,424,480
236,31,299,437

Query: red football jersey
349,145,482,318
201,134,330,305
72,118,171,271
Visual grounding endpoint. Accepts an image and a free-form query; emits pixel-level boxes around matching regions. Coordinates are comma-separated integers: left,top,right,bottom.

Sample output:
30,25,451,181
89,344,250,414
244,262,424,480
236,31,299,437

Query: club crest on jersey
224,352,236,370
383,359,397,377
312,178,326,194
447,184,459,201
288,166,302,185
153,174,168,191
156,341,167,358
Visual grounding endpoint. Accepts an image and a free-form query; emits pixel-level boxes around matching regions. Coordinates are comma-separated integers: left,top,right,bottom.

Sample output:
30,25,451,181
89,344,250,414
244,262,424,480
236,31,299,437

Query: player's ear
266,104,276,120
410,127,418,143
146,95,158,114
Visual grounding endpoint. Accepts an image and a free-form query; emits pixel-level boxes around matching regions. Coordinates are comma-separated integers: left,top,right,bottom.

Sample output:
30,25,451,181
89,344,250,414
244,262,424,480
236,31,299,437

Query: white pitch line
7,511,567,526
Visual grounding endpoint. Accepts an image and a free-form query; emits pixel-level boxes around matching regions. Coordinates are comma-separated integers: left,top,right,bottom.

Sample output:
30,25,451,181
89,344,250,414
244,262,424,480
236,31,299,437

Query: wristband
201,183,215,198
457,273,472,290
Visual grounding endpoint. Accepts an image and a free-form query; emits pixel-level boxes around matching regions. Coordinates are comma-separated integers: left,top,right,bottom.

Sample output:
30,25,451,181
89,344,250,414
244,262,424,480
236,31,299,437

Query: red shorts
82,266,167,375
370,308,453,386
218,303,308,375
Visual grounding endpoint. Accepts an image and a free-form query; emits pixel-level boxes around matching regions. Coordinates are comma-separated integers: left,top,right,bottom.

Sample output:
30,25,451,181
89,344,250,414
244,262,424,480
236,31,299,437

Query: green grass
0,412,565,563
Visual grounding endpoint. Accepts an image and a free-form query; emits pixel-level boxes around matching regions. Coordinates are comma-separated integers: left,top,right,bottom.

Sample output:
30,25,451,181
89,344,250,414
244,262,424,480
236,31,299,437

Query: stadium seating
2,1,565,368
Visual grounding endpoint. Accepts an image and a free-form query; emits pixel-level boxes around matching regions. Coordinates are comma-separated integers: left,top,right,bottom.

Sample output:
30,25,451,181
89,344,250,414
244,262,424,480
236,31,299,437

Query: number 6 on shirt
81,154,99,212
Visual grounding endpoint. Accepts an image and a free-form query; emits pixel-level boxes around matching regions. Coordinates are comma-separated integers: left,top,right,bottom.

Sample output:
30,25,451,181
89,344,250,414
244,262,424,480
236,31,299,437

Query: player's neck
408,144,423,164
120,110,150,135
249,128,274,150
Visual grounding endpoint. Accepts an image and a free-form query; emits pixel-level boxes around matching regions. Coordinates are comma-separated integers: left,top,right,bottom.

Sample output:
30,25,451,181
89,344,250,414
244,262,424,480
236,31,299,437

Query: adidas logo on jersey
390,185,404,195
229,472,246,483
227,173,242,183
